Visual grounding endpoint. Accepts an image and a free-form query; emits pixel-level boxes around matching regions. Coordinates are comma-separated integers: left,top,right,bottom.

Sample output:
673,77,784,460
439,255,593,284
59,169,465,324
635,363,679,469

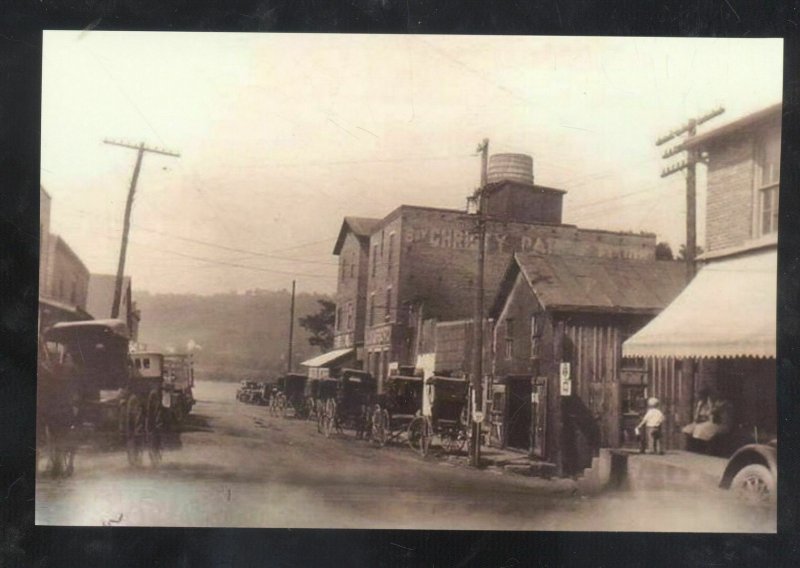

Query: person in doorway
635,397,665,455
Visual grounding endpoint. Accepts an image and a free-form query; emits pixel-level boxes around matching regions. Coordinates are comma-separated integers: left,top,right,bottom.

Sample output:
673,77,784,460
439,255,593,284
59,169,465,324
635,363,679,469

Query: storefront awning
300,347,354,368
622,249,776,359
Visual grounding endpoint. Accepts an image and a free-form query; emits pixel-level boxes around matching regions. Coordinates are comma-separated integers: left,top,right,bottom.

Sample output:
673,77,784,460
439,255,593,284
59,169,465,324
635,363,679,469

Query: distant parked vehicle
719,440,777,505
236,380,261,404
407,376,469,456
280,373,308,418
163,353,195,421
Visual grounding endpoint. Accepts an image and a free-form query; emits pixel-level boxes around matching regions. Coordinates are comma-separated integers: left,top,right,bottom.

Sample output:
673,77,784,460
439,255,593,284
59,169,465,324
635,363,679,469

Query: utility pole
656,107,724,280
469,138,489,468
104,139,180,319
287,280,296,374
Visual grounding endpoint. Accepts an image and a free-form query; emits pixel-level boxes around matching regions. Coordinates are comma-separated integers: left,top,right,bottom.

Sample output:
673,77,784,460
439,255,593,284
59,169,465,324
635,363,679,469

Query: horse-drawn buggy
369,374,424,447
37,319,165,477
163,352,195,421
407,376,470,456
319,369,377,439
271,373,308,418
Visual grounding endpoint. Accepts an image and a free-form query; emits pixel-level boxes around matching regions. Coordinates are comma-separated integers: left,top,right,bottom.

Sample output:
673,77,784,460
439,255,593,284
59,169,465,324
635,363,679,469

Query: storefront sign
365,324,392,347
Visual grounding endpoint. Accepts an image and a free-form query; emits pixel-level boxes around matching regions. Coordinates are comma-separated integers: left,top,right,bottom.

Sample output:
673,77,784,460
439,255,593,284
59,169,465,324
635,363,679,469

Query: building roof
490,253,687,317
86,274,131,320
51,234,89,274
332,216,382,255
683,102,782,151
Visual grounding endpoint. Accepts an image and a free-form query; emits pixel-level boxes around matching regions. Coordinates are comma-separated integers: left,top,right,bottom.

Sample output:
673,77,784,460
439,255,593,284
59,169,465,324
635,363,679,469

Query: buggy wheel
407,416,431,456
146,391,163,468
44,424,75,478
125,394,145,467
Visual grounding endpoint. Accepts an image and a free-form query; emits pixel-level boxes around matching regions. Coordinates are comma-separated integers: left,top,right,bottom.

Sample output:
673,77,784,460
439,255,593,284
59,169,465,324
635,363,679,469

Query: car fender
719,443,777,489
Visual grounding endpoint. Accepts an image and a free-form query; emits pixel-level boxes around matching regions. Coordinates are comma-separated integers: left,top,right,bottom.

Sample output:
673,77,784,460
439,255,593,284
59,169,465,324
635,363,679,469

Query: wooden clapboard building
488,253,686,476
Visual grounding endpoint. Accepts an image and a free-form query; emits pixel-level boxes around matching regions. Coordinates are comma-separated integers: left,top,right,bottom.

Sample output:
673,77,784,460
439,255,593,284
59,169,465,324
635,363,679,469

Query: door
506,377,532,451
531,378,547,459
619,383,647,449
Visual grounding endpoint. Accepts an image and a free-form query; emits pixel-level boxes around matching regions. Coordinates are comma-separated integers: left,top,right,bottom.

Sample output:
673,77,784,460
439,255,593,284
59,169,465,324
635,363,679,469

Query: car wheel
731,464,775,505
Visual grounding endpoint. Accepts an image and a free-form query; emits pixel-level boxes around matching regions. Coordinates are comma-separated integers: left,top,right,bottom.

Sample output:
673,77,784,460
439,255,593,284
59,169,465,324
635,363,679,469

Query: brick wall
705,136,756,251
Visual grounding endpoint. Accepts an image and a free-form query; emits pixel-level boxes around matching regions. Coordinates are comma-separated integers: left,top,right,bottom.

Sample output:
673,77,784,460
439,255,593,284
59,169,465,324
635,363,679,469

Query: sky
41,33,783,295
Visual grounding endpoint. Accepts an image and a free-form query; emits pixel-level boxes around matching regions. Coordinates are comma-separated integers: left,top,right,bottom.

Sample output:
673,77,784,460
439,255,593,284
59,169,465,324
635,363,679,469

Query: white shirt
639,408,665,428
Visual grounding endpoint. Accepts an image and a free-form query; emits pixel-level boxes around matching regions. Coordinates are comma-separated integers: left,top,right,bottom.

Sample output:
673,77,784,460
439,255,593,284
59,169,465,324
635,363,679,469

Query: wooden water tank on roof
487,153,534,186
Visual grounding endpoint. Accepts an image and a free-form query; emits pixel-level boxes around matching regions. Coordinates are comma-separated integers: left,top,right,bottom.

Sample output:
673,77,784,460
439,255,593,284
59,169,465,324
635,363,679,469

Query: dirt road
35,381,775,531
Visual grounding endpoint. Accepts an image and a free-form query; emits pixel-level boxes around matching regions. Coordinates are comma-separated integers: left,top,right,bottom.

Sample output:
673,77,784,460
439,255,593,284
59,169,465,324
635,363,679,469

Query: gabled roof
490,253,686,317
683,102,782,151
332,216,382,255
86,274,132,320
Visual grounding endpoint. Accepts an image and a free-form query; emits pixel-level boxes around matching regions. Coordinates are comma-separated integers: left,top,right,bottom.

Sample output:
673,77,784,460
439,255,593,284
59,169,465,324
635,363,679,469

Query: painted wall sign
366,324,392,347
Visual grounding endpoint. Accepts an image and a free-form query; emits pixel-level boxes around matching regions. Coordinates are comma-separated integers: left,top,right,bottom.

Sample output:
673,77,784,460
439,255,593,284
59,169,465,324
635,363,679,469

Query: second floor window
372,245,378,277
756,128,781,236
350,254,355,278
336,307,343,331
387,232,395,274
385,287,392,322
530,314,542,359
505,318,514,359
346,302,354,331
369,293,376,326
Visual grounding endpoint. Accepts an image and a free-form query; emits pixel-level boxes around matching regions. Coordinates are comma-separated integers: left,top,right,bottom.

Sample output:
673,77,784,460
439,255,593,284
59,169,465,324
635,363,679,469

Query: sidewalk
622,449,727,491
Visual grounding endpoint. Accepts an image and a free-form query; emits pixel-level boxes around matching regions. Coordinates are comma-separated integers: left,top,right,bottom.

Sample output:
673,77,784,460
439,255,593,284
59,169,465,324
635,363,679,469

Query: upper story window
756,128,781,236
349,254,355,278
346,302,354,331
371,244,378,277
385,287,393,322
530,314,542,359
387,232,395,274
505,318,514,360
340,257,346,282
336,306,343,331
369,293,376,326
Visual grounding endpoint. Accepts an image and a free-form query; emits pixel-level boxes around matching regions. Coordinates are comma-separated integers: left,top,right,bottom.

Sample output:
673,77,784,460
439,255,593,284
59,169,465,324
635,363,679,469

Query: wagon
162,353,195,422
407,376,469,456
275,373,308,418
369,375,424,447
320,369,377,439
37,320,164,477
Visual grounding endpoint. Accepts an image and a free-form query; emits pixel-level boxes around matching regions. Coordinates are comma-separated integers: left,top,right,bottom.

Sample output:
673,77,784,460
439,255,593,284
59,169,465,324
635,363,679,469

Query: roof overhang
622,249,776,359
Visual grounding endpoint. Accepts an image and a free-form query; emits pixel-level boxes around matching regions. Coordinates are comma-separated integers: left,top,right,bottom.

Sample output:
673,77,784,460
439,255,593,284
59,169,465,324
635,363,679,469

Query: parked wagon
320,369,377,439
163,353,195,421
407,376,469,456
37,320,165,477
369,375,424,447
276,373,308,418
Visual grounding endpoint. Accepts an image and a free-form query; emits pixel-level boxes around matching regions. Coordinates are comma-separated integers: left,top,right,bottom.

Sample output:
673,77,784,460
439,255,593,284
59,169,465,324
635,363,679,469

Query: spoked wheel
371,409,389,447
145,391,164,468
43,423,75,478
125,394,145,467
441,427,469,454
407,416,432,456
323,400,336,438
731,464,776,505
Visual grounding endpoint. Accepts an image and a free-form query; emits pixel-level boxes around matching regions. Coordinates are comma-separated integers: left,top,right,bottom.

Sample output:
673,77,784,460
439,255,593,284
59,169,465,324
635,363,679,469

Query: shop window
756,128,780,236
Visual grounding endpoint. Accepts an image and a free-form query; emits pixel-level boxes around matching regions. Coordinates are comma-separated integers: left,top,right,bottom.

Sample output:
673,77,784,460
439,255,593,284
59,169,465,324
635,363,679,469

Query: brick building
624,103,781,456
333,153,660,392
38,233,92,332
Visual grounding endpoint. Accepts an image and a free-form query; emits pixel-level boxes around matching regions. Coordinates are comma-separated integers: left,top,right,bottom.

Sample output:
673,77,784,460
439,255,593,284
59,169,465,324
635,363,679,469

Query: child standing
636,397,665,455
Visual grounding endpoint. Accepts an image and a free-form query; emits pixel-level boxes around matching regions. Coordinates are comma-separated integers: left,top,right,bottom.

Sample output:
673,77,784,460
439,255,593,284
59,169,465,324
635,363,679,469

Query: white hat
647,397,659,407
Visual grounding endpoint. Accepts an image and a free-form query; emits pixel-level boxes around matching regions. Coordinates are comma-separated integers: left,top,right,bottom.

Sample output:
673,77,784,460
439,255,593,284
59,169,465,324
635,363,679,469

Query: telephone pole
287,280,296,374
656,107,724,280
469,138,489,468
104,139,180,319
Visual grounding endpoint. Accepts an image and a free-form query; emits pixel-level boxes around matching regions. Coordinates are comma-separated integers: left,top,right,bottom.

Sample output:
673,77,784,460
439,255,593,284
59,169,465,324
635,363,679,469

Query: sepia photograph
36,31,782,531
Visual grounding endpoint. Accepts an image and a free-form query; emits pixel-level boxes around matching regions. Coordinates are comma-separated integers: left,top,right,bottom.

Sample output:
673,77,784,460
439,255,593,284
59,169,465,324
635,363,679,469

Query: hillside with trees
134,289,333,382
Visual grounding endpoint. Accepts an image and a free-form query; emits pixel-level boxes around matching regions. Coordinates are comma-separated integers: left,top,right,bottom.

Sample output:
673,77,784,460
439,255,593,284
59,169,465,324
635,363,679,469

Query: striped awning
622,249,776,359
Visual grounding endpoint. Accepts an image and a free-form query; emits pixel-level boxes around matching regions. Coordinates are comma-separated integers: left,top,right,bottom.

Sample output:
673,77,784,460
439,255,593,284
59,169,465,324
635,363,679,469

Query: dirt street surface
36,381,776,531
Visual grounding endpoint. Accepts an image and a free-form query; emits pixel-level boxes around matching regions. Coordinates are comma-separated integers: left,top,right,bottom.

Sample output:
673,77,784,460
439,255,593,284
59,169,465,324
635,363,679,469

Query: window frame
755,126,781,237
